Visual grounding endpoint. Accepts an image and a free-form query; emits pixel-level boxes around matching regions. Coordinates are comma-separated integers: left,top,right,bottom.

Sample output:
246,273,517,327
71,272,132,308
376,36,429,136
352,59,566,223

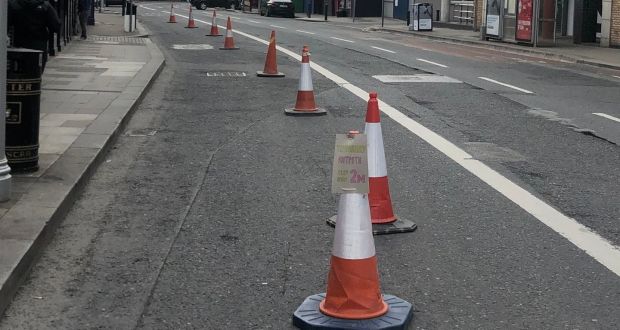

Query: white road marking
247,19,260,23
613,75,620,79
478,77,534,94
170,12,620,278
270,24,285,29
593,113,620,123
140,6,157,11
417,58,448,68
371,46,396,53
296,29,316,35
330,37,354,43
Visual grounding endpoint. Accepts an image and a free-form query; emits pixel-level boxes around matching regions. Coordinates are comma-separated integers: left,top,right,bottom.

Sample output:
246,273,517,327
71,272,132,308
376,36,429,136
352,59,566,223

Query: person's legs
79,10,88,39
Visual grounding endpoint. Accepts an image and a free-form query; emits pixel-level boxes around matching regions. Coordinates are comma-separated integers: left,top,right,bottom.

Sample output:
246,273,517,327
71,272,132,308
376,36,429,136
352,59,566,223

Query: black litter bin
6,48,43,172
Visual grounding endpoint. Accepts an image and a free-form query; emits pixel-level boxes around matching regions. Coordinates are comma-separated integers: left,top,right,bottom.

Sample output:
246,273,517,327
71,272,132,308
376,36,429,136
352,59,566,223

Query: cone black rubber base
185,26,198,29
327,215,417,235
257,71,285,77
285,108,327,116
220,47,240,50
293,293,413,330
206,34,222,36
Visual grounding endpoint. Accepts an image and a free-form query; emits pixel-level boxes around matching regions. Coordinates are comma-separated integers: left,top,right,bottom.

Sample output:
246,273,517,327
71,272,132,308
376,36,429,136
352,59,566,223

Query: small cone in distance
284,45,326,116
206,10,222,36
220,17,239,50
185,5,198,29
257,31,284,77
167,3,177,23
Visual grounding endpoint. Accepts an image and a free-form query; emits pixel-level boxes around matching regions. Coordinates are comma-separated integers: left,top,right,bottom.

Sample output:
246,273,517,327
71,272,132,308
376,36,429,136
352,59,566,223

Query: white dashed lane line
296,30,316,35
371,46,396,54
613,75,620,79
247,19,260,23
270,24,285,28
330,37,354,43
141,6,156,10
593,113,620,123
417,58,448,68
478,77,534,94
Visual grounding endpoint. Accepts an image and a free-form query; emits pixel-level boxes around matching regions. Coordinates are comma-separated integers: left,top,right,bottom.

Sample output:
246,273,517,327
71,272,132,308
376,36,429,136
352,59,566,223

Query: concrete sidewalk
0,10,164,315
298,15,620,70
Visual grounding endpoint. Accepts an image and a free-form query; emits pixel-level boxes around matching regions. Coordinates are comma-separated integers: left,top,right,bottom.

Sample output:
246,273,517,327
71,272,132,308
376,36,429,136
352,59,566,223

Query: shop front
484,0,607,46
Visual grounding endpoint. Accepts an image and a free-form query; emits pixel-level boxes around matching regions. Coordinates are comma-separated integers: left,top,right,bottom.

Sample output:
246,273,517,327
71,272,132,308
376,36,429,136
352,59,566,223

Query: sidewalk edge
0,37,165,317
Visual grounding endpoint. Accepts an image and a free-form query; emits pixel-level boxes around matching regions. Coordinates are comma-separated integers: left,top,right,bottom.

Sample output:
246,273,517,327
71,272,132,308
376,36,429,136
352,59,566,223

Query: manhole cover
373,74,461,83
205,72,247,77
88,35,147,45
172,44,214,50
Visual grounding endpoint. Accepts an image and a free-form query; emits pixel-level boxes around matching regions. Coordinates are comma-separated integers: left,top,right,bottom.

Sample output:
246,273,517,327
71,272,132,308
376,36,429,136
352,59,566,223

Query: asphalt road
1,3,619,329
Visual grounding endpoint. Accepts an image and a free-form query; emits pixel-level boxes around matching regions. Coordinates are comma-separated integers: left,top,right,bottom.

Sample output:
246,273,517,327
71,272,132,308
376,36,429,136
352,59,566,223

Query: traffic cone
206,10,222,36
284,46,326,116
167,3,177,23
327,92,417,235
220,17,239,50
293,167,414,328
257,31,284,77
185,5,198,29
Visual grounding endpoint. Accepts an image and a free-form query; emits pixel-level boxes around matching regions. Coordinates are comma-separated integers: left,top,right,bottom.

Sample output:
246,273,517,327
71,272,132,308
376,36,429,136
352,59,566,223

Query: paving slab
0,11,165,316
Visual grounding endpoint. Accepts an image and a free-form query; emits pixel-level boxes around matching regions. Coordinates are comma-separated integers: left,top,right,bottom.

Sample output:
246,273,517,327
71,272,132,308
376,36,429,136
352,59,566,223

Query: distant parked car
105,0,125,6
260,0,294,18
191,0,234,10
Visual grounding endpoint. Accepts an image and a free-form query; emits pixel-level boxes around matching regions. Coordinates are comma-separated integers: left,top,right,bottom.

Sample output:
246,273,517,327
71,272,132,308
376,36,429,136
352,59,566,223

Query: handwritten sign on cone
332,133,369,194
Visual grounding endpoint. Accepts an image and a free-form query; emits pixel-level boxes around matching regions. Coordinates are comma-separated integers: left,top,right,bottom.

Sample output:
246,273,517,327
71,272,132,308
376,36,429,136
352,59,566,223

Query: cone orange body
220,17,239,49
293,46,317,111
319,193,388,319
168,3,176,23
263,32,278,74
207,11,221,36
365,92,397,224
185,5,197,28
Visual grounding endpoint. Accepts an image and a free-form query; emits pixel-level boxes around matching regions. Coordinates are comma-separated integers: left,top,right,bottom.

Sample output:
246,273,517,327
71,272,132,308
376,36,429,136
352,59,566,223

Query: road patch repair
373,74,461,83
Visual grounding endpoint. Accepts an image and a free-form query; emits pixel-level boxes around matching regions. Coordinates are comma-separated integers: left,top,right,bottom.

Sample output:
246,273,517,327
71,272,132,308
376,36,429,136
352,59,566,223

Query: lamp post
0,1,13,201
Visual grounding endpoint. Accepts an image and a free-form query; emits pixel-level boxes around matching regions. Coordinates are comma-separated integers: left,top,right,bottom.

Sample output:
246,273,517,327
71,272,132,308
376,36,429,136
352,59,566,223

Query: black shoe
80,35,87,40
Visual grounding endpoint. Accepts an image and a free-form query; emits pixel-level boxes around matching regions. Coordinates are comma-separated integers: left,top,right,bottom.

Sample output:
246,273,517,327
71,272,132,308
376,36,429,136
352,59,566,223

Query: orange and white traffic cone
206,10,222,36
185,5,198,29
327,92,417,235
167,3,177,23
293,165,414,328
257,31,284,77
284,46,326,116
220,17,239,50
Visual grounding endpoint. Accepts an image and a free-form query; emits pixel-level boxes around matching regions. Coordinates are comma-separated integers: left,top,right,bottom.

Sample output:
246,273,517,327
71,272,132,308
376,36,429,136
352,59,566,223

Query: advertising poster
516,0,533,41
486,0,501,37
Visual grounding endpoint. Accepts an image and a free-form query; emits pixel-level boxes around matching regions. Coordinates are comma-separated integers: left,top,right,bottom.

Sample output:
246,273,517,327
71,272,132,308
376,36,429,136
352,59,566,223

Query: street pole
352,0,356,22
381,0,384,27
0,1,12,201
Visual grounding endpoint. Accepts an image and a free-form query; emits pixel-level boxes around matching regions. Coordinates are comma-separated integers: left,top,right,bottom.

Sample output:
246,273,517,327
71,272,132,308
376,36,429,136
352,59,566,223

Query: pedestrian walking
7,0,61,72
78,0,92,40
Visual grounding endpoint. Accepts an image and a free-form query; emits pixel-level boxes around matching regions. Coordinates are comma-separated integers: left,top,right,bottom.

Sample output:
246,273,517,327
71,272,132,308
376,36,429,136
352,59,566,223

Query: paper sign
332,133,369,194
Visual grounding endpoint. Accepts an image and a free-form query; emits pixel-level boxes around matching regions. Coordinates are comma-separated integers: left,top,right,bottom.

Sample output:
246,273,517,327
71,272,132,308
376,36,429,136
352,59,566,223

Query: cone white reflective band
365,122,387,177
227,29,233,38
332,193,376,260
298,63,313,91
